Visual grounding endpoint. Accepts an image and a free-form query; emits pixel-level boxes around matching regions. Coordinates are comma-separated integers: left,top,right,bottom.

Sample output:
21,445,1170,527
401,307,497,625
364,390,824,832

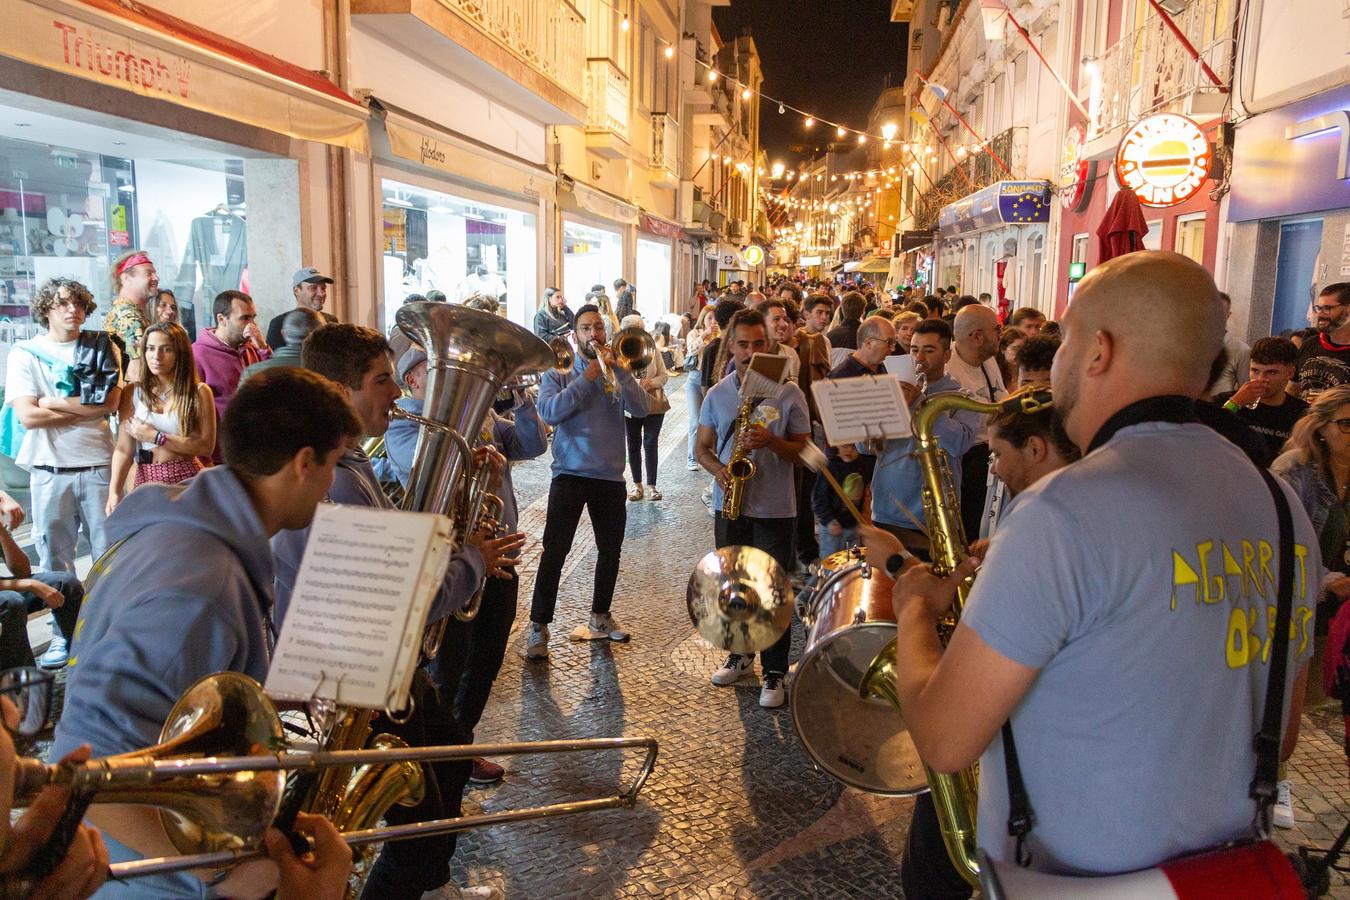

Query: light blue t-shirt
699,370,811,519
963,421,1319,874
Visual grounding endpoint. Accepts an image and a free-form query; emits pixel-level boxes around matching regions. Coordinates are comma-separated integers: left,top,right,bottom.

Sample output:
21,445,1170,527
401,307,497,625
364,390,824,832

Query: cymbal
686,546,793,654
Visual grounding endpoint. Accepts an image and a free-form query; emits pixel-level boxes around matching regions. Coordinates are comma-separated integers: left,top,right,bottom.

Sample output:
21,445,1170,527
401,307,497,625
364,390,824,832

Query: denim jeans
816,523,858,561
0,570,82,669
685,370,703,467
30,464,110,574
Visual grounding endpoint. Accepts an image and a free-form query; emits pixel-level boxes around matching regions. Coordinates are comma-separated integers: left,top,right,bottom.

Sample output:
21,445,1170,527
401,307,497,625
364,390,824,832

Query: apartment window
1072,233,1089,265
1037,26,1058,120
637,23,653,110
1175,214,1207,264
1011,53,1028,124
988,75,1005,134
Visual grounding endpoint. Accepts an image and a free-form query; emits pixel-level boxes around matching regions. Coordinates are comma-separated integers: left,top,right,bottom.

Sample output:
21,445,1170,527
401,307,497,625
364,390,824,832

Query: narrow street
449,375,1350,898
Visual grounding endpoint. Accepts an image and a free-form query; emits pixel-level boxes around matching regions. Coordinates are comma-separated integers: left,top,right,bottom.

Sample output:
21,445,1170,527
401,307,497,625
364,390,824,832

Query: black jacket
827,318,861,351
534,305,574,340
72,331,122,405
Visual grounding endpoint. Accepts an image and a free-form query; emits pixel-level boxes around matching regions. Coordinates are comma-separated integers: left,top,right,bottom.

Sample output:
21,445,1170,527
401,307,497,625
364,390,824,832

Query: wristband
885,552,907,579
154,430,167,447
1222,400,1241,413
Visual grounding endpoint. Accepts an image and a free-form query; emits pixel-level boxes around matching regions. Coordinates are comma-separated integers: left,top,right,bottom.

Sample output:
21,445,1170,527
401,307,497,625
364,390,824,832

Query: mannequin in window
175,204,247,338
457,265,505,303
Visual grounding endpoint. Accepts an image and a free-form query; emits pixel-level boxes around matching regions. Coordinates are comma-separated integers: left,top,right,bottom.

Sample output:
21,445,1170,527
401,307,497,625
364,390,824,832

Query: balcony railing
1093,0,1232,137
585,59,630,142
913,126,1025,231
651,112,678,172
439,0,586,100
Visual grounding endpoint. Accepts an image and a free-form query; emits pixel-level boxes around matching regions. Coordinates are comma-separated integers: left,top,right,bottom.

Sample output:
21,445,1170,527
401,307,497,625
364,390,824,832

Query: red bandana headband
116,252,151,276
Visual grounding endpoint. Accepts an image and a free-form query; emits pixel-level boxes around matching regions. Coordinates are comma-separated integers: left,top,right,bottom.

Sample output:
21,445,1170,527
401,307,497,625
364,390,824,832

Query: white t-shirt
945,351,1006,441
5,335,117,468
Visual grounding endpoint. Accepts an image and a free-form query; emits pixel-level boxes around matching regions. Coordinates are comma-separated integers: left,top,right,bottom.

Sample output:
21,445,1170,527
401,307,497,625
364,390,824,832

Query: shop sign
880,238,893,255
1060,123,1095,212
799,255,823,266
639,214,682,239
743,245,764,266
109,205,129,247
1115,113,1212,208
722,254,735,266
938,181,1051,235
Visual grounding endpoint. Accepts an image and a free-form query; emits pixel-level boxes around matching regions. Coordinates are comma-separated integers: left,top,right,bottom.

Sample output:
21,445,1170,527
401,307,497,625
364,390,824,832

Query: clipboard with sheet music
811,373,913,446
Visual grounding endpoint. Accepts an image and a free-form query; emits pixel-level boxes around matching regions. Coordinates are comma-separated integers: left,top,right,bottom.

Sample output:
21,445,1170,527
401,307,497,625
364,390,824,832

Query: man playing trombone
526,304,649,659
52,367,364,898
695,308,811,708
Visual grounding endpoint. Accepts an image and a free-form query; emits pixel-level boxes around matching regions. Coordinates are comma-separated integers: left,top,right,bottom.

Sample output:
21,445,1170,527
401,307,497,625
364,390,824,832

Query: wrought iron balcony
649,112,679,186
913,126,1025,231
1093,0,1232,138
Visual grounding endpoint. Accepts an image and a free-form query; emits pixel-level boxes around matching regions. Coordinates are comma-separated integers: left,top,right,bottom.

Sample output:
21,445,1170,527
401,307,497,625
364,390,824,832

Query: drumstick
799,440,925,556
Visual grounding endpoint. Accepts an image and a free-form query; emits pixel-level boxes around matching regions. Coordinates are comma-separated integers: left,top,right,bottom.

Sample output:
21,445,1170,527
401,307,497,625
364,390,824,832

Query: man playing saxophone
879,252,1317,883
695,309,811,708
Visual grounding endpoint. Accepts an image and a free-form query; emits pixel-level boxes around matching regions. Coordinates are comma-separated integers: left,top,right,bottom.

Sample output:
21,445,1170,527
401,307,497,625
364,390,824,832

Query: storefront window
636,237,671,318
380,178,538,331
0,134,247,338
1175,215,1206,265
562,219,623,312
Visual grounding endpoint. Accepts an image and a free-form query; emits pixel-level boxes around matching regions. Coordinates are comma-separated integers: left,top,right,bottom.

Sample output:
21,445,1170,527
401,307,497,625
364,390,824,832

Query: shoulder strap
1250,467,1296,837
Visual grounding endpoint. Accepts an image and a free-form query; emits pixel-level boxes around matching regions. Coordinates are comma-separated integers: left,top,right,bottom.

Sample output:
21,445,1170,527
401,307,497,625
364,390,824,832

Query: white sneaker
711,653,753,686
569,613,630,642
38,636,68,669
687,461,700,471
1273,779,1295,829
524,622,549,659
421,884,503,900
759,671,786,708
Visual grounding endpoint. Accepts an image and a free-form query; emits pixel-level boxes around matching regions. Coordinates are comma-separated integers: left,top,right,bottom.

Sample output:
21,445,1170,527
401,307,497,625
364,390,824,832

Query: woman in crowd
106,323,216,510
154,289,179,325
652,321,676,370
620,314,669,501
998,328,1025,391
533,286,574,340
684,304,718,471
893,310,921,355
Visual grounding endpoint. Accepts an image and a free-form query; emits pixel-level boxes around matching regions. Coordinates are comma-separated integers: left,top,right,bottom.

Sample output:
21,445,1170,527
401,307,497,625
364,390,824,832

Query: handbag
981,467,1306,900
646,385,671,415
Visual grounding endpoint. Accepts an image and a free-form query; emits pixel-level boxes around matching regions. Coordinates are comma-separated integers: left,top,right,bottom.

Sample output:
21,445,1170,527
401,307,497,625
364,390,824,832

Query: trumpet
13,673,657,884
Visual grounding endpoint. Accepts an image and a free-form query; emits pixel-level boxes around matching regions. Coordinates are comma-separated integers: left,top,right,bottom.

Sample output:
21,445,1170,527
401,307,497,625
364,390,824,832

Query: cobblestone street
448,376,1350,899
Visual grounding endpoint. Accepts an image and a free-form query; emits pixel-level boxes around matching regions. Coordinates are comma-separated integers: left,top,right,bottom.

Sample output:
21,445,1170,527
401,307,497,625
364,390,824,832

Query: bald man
947,304,1008,538
877,251,1316,891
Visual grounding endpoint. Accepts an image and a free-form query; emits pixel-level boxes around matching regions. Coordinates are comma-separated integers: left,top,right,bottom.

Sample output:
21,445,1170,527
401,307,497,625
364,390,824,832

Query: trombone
14,673,657,883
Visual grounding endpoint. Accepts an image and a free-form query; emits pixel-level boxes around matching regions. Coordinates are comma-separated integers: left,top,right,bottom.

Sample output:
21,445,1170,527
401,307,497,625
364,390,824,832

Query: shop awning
560,181,639,225
4,0,370,153
938,181,1051,237
858,255,892,273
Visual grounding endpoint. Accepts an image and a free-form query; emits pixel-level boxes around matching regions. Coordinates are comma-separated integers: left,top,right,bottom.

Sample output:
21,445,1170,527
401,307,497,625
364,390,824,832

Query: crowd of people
0,242,1344,897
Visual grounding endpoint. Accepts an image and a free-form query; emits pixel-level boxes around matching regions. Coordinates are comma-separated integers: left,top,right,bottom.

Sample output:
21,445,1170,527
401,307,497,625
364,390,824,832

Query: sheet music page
266,504,454,710
742,352,789,399
883,354,918,385
811,374,913,445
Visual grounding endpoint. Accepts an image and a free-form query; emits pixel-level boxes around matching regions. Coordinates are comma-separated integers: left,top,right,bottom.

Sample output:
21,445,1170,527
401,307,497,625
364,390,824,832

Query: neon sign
1115,114,1212,208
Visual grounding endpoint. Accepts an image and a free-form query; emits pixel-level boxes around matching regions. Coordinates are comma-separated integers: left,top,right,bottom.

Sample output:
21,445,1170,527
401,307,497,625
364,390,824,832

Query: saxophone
721,394,759,520
858,386,1053,886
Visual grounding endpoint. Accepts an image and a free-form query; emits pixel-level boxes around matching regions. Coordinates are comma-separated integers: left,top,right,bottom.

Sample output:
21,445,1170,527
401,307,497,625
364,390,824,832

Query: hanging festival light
621,15,630,31
836,125,847,138
804,116,815,128
707,69,718,83
742,87,752,100
664,44,674,59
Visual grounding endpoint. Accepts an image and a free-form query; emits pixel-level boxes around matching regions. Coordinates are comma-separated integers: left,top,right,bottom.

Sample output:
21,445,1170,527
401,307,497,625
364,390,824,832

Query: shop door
1272,219,1324,336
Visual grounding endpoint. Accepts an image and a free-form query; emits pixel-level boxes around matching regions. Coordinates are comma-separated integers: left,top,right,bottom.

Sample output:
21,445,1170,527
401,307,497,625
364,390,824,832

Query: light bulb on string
741,87,751,100
707,69,718,83
857,133,867,145
804,116,815,128
778,102,785,114
836,125,846,138
621,15,630,31
664,44,674,59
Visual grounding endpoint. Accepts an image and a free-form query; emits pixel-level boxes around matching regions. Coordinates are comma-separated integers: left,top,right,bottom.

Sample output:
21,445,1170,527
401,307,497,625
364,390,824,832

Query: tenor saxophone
858,386,1052,886
721,394,758,520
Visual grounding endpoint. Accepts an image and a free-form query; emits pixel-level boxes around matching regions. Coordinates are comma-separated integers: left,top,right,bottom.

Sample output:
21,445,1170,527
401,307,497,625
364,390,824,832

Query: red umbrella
1096,188,1150,262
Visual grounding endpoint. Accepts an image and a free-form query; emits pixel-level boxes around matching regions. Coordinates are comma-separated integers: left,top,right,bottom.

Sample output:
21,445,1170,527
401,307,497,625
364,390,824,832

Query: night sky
711,0,909,169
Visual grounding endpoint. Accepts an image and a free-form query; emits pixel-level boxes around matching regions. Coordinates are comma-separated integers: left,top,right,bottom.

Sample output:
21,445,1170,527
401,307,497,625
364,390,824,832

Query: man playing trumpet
526,304,650,659
695,309,811,708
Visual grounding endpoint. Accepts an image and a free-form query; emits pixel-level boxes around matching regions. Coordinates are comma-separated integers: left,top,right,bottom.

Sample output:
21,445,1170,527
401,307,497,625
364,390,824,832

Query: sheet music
266,504,454,710
811,374,912,445
742,352,789,400
883,354,918,385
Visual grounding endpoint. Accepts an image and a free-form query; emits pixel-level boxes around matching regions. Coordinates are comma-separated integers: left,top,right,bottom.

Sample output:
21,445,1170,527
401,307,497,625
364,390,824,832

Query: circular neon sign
1060,123,1094,212
743,245,765,266
1115,113,1212,208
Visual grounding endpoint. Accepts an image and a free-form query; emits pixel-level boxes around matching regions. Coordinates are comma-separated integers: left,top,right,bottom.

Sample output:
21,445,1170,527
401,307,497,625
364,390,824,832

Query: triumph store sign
3,0,370,153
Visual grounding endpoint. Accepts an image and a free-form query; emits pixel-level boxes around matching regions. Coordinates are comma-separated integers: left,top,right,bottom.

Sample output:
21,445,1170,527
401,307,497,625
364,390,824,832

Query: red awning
3,0,370,152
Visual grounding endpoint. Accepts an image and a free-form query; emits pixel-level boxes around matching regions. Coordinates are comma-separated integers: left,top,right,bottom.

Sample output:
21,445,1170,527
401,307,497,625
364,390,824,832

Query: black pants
713,512,794,674
530,475,627,624
362,670,472,900
793,466,819,566
625,413,665,486
900,792,974,899
0,571,81,670
959,443,991,544
427,571,518,734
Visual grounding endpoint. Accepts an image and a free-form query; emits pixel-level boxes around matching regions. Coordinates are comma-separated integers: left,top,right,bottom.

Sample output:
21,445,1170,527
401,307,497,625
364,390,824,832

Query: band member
696,309,811,708
386,346,548,786
272,326,523,900
53,366,363,898
884,252,1316,882
526,304,650,659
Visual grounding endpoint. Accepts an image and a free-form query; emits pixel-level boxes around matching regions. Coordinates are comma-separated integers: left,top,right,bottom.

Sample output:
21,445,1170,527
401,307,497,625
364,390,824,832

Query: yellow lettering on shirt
1221,541,1244,598
1196,540,1224,605
1241,540,1259,600
1172,550,1200,610
1257,540,1275,596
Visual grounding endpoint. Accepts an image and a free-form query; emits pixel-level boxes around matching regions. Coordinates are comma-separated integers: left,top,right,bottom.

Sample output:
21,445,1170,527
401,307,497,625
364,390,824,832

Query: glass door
1271,219,1323,336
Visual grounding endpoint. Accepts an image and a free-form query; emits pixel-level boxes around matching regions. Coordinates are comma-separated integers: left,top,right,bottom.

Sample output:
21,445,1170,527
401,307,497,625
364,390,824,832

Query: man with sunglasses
1293,283,1350,400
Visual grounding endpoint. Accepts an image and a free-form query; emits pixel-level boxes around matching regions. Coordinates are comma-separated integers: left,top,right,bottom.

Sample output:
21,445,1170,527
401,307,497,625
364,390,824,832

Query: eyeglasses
1331,418,1350,434
1313,304,1346,314
0,667,56,738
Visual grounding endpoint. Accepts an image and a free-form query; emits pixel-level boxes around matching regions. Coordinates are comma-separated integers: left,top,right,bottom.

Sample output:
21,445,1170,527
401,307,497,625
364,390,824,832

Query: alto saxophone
858,386,1052,886
721,394,759,520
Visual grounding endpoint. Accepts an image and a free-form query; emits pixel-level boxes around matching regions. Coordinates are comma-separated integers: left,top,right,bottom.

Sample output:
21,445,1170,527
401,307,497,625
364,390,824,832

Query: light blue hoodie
537,351,649,482
52,466,278,899
54,466,276,760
